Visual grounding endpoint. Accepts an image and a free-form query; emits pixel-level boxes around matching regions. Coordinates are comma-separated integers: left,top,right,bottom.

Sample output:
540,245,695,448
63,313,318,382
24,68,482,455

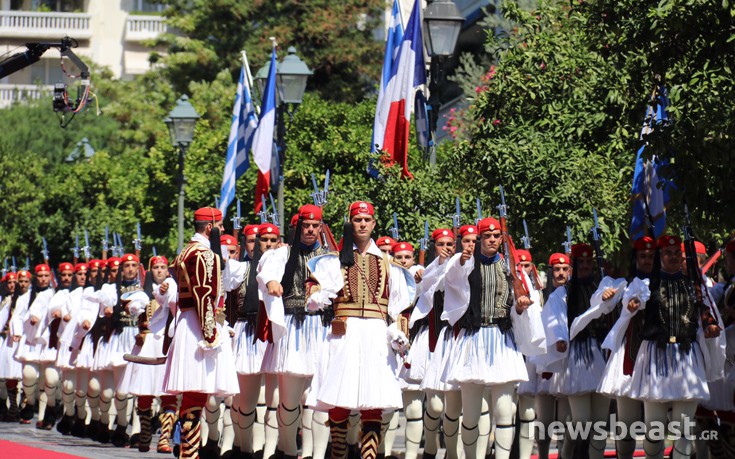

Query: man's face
351,215,376,244
300,219,322,246
108,265,119,282
461,234,477,252
378,244,392,254
17,275,30,293
122,261,138,281
519,261,533,276
5,278,16,294
74,270,87,286
89,267,99,283
259,234,279,252
661,246,683,273
434,237,455,256
245,235,256,258
151,262,168,284
225,245,237,260
205,221,225,237
552,264,571,287
36,271,51,288
393,250,414,268
635,249,656,275
59,270,74,288
480,230,502,257
575,257,594,279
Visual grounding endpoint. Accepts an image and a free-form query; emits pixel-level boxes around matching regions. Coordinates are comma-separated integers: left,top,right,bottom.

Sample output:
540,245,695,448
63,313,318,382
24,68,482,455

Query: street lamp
256,47,312,228
423,0,463,165
165,95,200,253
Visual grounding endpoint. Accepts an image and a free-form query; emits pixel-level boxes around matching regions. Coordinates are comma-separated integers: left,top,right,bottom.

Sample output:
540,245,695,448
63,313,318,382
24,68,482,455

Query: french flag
372,0,425,179
252,47,277,214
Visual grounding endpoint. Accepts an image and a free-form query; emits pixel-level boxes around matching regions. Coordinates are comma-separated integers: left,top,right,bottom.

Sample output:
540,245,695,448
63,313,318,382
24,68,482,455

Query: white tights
643,400,698,459
565,393,610,459
460,382,516,459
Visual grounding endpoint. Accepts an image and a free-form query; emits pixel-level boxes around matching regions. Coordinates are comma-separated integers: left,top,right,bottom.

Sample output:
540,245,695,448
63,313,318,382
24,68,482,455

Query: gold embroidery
203,250,214,282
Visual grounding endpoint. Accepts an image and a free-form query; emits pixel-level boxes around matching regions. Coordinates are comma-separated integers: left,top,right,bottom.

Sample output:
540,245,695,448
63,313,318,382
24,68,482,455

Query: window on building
30,59,65,85
134,1,164,13
31,0,84,12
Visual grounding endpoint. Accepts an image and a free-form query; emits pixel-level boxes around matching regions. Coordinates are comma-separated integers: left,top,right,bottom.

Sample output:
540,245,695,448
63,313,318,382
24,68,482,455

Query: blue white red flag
371,0,425,179
252,47,277,214
219,62,258,217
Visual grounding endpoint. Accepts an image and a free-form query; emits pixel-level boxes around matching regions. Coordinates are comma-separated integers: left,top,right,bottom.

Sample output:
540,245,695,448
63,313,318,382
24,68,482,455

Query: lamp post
423,0,463,165
165,95,200,253
256,47,312,227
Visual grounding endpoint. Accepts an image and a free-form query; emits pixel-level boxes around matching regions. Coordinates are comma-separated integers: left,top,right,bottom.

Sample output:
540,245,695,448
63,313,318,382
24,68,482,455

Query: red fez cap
571,243,593,259
88,259,104,269
259,223,280,237
633,237,655,251
289,214,299,228
376,236,396,247
149,256,169,267
107,257,121,267
548,253,569,266
122,253,140,264
477,217,501,233
393,242,414,253
459,225,478,237
35,264,51,274
726,240,735,254
194,207,223,222
74,263,88,273
2,272,17,282
349,201,374,217
220,234,237,246
431,228,454,241
299,204,322,221
58,262,74,272
243,224,259,237
657,235,682,248
18,270,31,278
516,249,532,263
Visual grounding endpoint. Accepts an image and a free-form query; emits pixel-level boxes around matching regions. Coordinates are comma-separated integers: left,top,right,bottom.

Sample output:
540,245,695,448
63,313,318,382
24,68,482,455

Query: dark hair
238,232,248,262
209,226,224,267
143,270,155,300
194,220,210,233
242,234,263,314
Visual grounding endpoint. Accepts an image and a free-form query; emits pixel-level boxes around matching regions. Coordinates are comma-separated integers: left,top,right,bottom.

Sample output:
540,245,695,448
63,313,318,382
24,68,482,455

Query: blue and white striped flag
219,62,258,217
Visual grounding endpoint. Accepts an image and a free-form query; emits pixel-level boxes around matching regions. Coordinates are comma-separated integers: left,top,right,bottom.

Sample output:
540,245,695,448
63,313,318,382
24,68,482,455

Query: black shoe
97,423,111,444
111,424,130,447
423,454,436,459
71,417,87,437
38,406,57,430
201,440,221,459
19,402,35,423
130,433,140,448
56,414,74,435
173,445,180,458
253,450,264,459
0,398,7,419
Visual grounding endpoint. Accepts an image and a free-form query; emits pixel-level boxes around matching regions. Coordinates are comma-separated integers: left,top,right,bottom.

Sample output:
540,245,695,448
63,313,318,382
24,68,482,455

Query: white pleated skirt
261,314,330,377
162,309,239,396
447,326,528,386
118,333,167,396
627,340,709,402
232,320,267,375
402,325,431,383
13,337,45,363
312,317,402,411
517,361,538,395
107,326,137,368
55,342,75,370
598,336,635,398
421,327,459,392
72,334,95,369
703,377,735,411
0,338,22,379
551,337,607,396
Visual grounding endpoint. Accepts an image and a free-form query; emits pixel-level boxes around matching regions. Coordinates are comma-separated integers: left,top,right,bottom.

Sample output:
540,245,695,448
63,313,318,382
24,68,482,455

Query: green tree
157,0,385,103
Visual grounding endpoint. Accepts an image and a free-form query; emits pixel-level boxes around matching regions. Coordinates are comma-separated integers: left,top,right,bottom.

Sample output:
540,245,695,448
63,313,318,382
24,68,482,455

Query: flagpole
242,50,260,116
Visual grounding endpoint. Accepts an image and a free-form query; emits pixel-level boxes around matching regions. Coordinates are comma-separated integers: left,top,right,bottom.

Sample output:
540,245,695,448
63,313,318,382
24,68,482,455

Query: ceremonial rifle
42,237,58,289
521,219,543,289
117,233,125,255
72,234,80,266
682,203,721,336
82,230,91,263
418,220,429,266
563,226,573,255
309,170,339,251
452,197,462,250
475,198,483,225
497,185,530,299
2,258,7,278
24,257,30,270
258,196,269,224
231,199,243,259
269,193,280,229
590,208,606,280
11,256,17,273
390,213,400,241
133,223,144,284
102,225,109,261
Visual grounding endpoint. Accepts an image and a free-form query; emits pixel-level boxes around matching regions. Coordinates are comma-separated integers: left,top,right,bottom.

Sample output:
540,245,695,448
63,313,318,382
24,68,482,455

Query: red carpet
530,446,673,458
0,440,87,458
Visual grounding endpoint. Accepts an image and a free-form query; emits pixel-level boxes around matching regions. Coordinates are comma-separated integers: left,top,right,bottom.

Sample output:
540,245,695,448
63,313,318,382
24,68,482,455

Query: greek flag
219,63,258,217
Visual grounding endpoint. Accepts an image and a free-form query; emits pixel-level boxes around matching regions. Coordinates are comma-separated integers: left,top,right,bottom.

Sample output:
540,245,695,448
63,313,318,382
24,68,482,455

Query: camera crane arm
0,37,88,80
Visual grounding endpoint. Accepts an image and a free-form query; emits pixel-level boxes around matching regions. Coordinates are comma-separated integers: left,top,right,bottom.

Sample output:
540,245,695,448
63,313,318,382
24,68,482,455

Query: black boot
201,439,221,459
129,433,140,449
19,401,35,424
111,424,130,447
71,416,87,437
0,398,7,419
56,413,74,434
3,388,19,422
38,405,57,430
96,422,111,444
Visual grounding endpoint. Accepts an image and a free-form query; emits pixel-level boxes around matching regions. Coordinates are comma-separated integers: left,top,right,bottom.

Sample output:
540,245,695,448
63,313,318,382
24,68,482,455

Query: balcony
0,83,52,109
126,15,167,42
0,11,92,40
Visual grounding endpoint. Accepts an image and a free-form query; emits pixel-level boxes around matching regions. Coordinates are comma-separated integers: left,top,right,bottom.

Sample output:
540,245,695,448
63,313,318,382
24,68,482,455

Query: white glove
387,322,409,354
306,290,336,312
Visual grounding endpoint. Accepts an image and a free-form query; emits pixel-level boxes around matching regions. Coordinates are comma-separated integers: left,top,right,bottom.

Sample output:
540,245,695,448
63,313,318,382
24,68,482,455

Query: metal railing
0,11,92,39
126,15,167,41
0,84,52,109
